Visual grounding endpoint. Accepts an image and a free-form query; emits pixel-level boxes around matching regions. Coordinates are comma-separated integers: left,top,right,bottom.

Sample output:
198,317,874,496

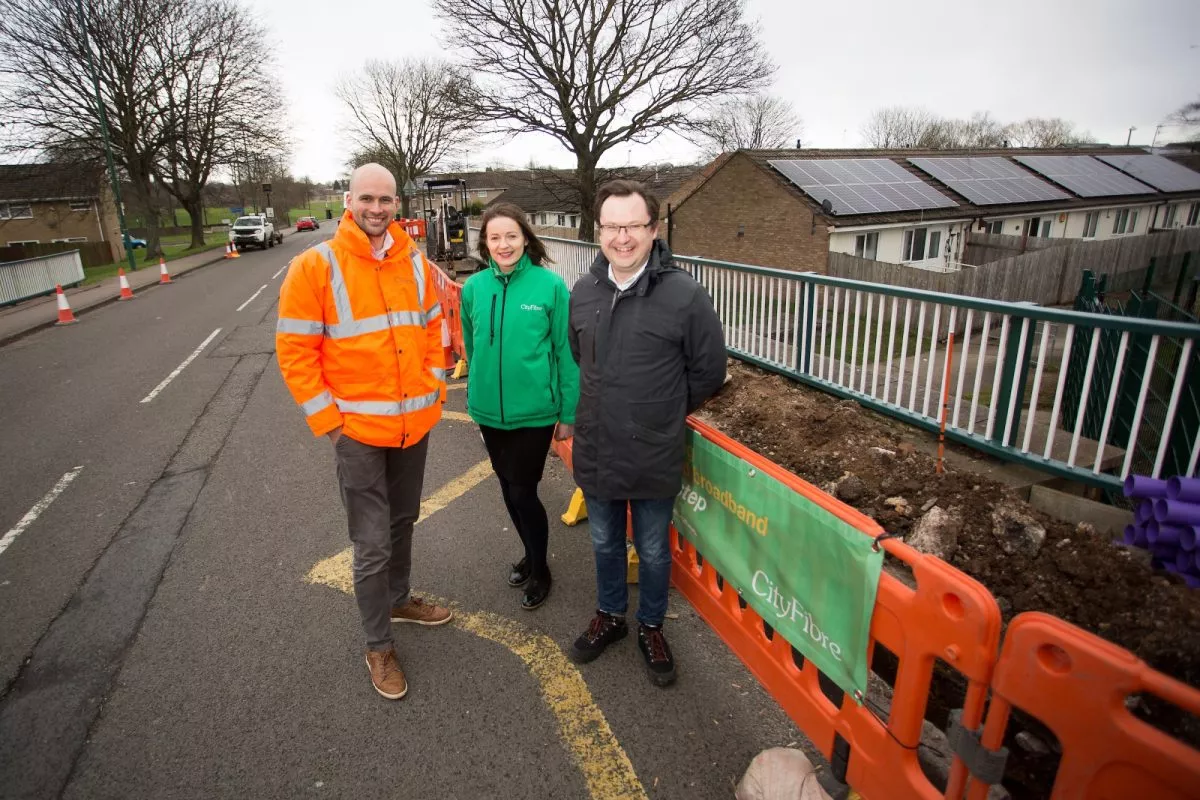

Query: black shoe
508,557,531,588
568,611,628,663
638,624,677,686
521,572,552,610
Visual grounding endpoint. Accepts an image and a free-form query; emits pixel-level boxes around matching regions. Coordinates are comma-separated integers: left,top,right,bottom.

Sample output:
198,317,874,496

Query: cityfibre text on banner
674,431,884,700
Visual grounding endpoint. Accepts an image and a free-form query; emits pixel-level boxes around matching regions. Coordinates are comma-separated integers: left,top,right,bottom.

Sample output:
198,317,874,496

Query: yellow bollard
626,542,639,584
561,487,588,526
452,358,469,379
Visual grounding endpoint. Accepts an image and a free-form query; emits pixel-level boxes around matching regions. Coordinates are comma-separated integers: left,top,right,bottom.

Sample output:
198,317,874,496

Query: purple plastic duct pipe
1123,525,1152,548
1166,476,1200,503
1152,543,1179,561
1177,549,1194,572
1153,498,1200,525
1182,526,1199,552
1125,475,1171,498
1185,574,1200,589
1147,520,1190,546
1135,501,1155,524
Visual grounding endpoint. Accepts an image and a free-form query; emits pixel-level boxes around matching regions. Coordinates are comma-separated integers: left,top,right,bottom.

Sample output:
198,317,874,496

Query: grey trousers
334,432,429,650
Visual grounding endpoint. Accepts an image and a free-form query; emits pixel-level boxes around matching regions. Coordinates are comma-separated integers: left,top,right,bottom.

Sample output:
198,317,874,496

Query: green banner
674,430,884,701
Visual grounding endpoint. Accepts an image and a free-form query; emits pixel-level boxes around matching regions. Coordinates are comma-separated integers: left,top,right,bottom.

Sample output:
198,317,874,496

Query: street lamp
1126,126,1137,146
74,0,138,272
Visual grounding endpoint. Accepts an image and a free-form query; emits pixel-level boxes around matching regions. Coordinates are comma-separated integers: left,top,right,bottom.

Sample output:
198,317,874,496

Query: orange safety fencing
450,269,1200,799
968,612,1200,800
398,218,426,240
430,264,466,363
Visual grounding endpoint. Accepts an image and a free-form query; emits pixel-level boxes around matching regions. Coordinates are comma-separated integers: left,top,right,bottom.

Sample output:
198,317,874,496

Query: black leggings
479,424,556,580
497,476,550,579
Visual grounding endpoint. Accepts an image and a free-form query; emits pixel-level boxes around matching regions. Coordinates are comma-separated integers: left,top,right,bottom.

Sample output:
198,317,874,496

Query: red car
295,216,319,232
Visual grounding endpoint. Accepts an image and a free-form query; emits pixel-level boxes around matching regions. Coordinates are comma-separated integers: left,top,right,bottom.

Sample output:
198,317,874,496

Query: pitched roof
471,164,702,214
725,146,1200,226
0,163,102,202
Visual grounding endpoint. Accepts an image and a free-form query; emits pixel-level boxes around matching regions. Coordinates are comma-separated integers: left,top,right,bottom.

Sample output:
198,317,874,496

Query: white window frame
556,213,566,227
69,200,91,212
985,220,1005,235
928,230,942,259
539,213,547,225
1,203,33,220
854,231,879,260
569,215,578,228
7,239,39,245
1163,204,1178,228
1082,211,1099,238
1188,203,1200,227
902,227,928,262
1113,208,1131,235
51,237,88,243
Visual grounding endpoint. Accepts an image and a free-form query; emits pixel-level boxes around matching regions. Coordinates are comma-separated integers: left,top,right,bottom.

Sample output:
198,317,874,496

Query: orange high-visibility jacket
276,215,445,448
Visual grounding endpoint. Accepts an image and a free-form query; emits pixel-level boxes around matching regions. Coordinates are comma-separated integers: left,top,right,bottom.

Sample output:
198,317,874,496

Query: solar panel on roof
908,157,1071,206
1095,154,1200,193
1012,155,1155,198
767,158,958,215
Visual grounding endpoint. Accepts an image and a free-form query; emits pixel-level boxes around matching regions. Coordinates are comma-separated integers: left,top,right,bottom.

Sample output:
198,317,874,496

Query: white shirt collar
608,258,649,292
371,230,394,261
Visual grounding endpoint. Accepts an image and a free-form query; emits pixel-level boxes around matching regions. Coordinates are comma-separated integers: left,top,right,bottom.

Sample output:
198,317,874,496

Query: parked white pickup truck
229,214,283,251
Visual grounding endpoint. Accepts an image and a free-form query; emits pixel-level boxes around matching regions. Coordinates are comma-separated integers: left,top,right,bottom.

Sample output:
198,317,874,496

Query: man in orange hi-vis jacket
277,163,451,701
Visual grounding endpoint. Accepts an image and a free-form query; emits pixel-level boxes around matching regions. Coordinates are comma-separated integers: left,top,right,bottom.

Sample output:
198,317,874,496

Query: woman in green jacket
461,204,579,610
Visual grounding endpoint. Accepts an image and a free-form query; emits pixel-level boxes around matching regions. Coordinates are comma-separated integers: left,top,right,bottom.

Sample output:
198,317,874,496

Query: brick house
669,147,1200,272
0,163,125,261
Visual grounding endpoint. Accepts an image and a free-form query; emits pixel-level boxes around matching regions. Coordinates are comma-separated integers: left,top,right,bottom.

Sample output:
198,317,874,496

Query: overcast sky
271,0,1200,182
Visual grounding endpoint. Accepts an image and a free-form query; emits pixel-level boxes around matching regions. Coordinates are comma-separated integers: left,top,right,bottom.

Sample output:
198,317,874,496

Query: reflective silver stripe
335,389,441,416
315,242,354,326
430,367,447,382
324,311,425,339
425,302,442,325
277,317,324,335
301,390,334,416
410,249,426,308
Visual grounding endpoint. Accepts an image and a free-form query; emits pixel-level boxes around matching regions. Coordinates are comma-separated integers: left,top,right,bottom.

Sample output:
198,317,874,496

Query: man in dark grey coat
566,179,726,686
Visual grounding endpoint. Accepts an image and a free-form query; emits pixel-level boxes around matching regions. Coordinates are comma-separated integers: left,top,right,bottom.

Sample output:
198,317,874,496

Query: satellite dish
821,198,834,215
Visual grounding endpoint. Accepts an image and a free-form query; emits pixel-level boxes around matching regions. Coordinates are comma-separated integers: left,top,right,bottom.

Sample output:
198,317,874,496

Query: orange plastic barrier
967,612,1200,800
430,264,466,362
675,418,1002,800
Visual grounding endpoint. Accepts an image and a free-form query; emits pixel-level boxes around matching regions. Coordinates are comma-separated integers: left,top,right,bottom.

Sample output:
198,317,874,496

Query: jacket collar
588,238,675,292
488,252,533,279
333,210,413,260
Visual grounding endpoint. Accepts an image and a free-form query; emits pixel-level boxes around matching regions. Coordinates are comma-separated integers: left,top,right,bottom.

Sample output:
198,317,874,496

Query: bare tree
694,94,802,156
1006,117,1091,148
0,0,189,261
861,106,939,148
1167,96,1200,141
155,1,288,248
435,0,774,241
336,59,473,217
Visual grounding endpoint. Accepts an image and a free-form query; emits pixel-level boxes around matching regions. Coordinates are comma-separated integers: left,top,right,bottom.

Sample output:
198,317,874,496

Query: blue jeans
584,495,675,626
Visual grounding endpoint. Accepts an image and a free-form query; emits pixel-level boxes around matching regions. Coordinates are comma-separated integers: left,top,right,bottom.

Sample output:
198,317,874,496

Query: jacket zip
489,295,497,345
498,282,508,424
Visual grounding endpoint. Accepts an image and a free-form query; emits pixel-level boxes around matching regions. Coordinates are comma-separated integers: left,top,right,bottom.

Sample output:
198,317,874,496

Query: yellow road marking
441,410,473,423
304,458,647,800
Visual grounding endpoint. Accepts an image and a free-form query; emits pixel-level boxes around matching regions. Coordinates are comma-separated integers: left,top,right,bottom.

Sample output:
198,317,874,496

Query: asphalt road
0,224,807,799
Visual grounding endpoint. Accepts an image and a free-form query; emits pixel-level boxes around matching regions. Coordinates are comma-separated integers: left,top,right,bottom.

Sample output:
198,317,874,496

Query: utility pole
74,0,138,272
1126,126,1137,146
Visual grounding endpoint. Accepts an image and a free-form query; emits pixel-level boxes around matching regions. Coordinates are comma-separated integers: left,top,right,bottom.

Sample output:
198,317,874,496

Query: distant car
229,214,280,250
127,237,147,249
296,217,318,232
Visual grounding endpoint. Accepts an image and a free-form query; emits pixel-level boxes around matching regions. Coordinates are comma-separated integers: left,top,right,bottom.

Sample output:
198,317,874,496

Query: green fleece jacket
461,254,579,429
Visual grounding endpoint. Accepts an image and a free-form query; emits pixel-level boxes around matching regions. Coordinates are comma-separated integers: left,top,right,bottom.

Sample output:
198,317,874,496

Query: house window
0,203,33,220
1024,217,1050,238
52,237,88,243
7,239,39,245
1113,208,1131,235
985,220,1004,235
539,213,547,225
569,215,578,228
853,232,879,260
69,200,91,212
928,231,942,260
556,214,566,227
476,190,488,198
1188,203,1200,227
902,227,928,261
1163,204,1178,228
1128,210,1139,234
1082,211,1099,238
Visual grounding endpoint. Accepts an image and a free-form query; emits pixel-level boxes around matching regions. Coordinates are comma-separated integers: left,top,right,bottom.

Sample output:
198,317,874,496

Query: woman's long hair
477,203,553,266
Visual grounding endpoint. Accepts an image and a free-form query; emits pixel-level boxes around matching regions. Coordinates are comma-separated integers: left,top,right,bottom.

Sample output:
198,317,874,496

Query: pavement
0,227,809,799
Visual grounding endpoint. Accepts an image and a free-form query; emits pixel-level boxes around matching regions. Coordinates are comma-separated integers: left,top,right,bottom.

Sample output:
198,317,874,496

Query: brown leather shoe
390,597,453,626
365,648,407,700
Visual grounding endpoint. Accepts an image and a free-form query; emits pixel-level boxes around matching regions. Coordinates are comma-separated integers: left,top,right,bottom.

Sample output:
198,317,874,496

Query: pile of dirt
698,360,1200,797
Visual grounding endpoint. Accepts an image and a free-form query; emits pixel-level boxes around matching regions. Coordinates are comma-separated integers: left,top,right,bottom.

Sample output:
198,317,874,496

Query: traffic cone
54,284,78,325
230,242,240,259
159,257,172,284
117,267,134,300
224,243,233,259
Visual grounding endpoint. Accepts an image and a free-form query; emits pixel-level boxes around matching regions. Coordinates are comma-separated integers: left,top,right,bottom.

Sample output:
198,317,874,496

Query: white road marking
271,264,288,280
236,284,270,311
140,328,222,404
0,466,84,558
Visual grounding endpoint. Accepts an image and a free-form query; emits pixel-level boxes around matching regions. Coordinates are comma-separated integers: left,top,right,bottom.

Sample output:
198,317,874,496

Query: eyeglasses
598,222,653,236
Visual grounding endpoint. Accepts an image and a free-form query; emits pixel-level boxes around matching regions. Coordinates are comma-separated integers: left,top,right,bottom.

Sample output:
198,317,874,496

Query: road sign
265,207,274,219
262,183,272,193
230,206,244,215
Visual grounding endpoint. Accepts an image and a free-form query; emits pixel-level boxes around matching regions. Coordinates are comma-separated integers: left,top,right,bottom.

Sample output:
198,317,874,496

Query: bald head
344,163,398,245
348,162,397,196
